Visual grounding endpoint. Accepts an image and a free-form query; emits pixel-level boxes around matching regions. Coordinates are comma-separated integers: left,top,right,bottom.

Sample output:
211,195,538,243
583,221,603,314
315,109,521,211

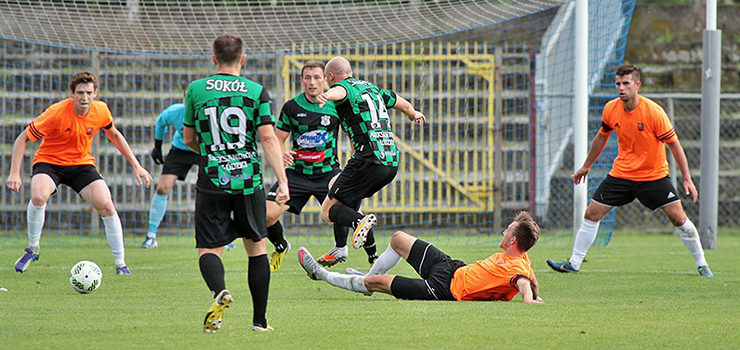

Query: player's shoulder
638,96,667,116
91,100,112,114
45,98,72,113
163,103,185,113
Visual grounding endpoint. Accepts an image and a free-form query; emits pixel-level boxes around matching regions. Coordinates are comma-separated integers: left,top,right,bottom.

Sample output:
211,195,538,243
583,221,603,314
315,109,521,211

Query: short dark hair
213,33,244,64
69,71,98,92
512,211,540,252
616,64,641,82
301,60,326,76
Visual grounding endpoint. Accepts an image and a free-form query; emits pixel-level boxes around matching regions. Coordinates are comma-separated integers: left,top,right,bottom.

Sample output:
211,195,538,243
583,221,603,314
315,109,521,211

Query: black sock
333,224,349,248
328,204,363,228
199,253,226,298
248,254,270,328
267,221,288,252
363,228,377,257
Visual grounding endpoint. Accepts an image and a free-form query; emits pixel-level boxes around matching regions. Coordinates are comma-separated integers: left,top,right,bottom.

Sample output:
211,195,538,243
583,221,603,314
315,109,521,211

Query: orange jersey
449,252,533,301
600,96,677,181
27,99,113,166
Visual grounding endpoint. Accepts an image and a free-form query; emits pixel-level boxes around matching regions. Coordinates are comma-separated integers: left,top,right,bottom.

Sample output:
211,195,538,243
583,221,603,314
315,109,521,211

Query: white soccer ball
69,260,102,294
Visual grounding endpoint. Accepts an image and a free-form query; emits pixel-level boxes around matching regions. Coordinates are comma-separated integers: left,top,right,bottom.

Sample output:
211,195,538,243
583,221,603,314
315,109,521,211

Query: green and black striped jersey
333,77,398,167
277,93,340,175
183,73,274,195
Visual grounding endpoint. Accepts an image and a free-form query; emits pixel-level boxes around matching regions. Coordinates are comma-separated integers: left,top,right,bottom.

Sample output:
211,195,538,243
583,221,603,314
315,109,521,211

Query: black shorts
390,239,466,301
162,147,201,180
266,168,341,215
194,189,267,248
327,158,397,209
592,175,681,211
32,162,103,194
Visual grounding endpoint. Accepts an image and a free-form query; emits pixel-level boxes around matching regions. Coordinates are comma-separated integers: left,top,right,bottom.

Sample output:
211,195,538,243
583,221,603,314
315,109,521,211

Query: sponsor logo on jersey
297,130,329,148
296,150,326,162
637,123,644,131
205,79,249,93
296,113,307,118
320,115,332,126
219,171,252,186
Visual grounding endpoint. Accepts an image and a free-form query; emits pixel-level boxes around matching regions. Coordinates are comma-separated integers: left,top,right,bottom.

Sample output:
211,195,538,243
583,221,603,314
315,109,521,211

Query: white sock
569,219,600,270
323,271,369,293
367,242,402,276
102,212,126,267
27,200,46,248
675,218,707,268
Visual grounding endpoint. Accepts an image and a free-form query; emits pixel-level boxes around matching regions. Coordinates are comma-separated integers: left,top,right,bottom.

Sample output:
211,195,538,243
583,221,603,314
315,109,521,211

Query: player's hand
572,166,590,185
275,182,290,206
409,111,426,125
6,173,22,193
134,166,153,188
317,93,329,108
525,298,544,304
150,147,164,165
684,178,698,202
283,151,296,167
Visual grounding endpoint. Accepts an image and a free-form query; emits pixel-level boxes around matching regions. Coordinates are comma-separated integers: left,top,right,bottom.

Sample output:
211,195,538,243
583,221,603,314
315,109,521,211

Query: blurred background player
183,33,289,333
547,65,712,277
6,71,152,275
142,89,201,248
264,60,349,271
143,90,237,249
316,56,426,266
299,211,542,303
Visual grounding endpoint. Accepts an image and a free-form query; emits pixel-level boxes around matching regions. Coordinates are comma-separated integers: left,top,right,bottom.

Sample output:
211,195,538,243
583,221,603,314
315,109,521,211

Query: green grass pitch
1,232,738,349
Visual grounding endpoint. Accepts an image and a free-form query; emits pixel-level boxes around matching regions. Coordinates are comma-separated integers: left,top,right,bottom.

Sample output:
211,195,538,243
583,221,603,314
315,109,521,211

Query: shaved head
325,56,353,85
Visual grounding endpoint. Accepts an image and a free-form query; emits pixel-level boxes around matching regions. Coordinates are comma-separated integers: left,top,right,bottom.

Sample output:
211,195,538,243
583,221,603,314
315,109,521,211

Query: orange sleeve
26,104,61,142
599,100,616,136
651,104,677,143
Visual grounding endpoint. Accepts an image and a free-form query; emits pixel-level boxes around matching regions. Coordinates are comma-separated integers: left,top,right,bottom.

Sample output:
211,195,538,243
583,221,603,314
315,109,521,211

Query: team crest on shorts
637,123,644,131
86,127,93,135
320,115,331,126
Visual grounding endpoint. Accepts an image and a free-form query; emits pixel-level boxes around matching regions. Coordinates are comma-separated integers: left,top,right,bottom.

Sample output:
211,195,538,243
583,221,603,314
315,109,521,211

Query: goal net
0,0,636,244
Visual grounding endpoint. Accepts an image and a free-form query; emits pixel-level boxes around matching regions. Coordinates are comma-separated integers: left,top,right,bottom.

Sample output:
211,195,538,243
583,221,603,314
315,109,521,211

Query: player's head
615,64,642,102
325,56,353,86
301,61,326,99
212,33,246,67
69,71,98,116
500,211,539,252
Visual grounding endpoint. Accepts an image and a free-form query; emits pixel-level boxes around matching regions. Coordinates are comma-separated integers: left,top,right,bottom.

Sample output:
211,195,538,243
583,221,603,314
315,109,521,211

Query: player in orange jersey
6,71,152,275
298,211,543,303
547,65,712,277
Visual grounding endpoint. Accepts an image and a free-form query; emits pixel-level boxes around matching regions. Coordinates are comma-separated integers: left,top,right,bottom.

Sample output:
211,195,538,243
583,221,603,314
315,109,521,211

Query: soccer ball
69,260,102,294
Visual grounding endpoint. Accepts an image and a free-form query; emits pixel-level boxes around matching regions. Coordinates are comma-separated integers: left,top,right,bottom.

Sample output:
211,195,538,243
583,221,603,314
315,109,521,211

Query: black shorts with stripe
194,189,267,248
266,168,340,215
162,147,201,180
592,175,681,211
390,239,466,301
32,162,103,194
327,158,397,210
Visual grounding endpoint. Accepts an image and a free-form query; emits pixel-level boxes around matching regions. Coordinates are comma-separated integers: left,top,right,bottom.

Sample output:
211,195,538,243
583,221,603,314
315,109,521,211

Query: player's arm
390,94,426,125
5,130,31,192
530,273,543,302
104,125,152,188
183,126,198,153
317,86,347,108
150,112,169,165
259,124,290,205
666,139,698,202
276,128,294,167
572,131,609,185
516,277,542,304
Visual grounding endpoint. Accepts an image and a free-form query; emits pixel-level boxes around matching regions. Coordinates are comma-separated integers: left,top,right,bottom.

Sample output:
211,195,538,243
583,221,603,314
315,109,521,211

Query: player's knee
96,201,116,217
155,184,171,195
30,195,49,207
390,231,410,250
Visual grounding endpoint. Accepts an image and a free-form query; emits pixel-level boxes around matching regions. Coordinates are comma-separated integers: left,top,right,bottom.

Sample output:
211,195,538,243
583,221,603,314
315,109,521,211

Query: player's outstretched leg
298,247,324,280
269,241,291,272
203,289,233,333
267,221,291,272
